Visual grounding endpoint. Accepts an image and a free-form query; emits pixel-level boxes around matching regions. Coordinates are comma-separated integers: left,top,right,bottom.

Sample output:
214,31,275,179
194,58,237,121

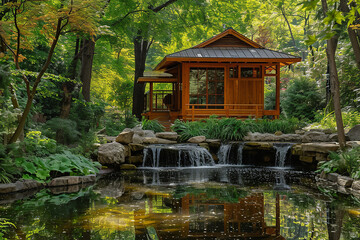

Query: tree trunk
132,35,151,120
80,39,95,102
321,0,346,149
339,0,360,69
60,38,80,119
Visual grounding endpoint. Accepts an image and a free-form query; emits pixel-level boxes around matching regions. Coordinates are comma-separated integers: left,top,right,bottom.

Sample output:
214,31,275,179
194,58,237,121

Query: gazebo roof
154,28,301,70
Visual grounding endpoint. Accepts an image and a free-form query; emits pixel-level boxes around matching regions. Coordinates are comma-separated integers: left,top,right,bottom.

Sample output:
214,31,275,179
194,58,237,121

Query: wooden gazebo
139,28,301,124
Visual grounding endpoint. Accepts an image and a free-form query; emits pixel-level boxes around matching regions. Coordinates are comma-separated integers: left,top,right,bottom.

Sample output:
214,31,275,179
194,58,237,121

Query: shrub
142,119,165,133
318,146,360,179
42,118,81,144
282,77,323,120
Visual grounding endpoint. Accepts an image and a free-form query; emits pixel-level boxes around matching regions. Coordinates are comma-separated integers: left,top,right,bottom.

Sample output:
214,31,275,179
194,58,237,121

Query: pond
1,167,360,240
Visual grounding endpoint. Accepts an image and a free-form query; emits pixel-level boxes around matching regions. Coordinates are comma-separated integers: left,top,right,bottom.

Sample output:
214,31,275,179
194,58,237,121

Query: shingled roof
154,28,301,70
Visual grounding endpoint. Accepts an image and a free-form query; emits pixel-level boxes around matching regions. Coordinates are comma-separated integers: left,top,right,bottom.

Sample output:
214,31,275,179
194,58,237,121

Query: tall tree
0,0,99,143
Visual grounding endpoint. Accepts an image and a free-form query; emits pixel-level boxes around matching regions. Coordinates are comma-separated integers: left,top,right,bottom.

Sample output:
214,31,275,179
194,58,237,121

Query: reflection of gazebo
139,28,300,125
133,192,284,239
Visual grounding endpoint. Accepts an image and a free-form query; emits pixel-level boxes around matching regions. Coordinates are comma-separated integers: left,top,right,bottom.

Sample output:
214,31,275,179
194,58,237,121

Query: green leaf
305,35,317,45
35,169,50,180
22,161,37,174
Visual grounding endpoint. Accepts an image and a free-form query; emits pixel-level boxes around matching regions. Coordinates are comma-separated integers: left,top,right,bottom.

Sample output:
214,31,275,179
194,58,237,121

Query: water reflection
1,168,360,240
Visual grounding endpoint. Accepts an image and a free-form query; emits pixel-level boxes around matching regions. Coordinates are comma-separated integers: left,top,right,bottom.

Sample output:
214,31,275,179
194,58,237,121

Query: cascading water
142,144,215,168
217,142,244,165
237,143,244,165
217,143,232,164
273,143,294,167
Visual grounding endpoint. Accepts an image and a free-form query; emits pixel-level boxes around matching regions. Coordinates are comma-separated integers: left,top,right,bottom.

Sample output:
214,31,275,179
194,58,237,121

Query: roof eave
155,56,301,70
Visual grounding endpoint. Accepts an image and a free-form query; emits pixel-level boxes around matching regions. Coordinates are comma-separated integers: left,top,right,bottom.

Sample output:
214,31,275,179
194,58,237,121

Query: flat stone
280,134,302,142
206,139,221,143
0,183,17,194
291,144,302,155
347,124,360,141
156,132,179,141
98,142,126,165
327,173,339,183
129,143,145,152
198,143,209,150
120,164,137,170
188,136,206,143
81,175,96,183
156,138,177,144
352,180,360,190
295,130,306,135
124,145,131,157
48,176,81,187
50,185,80,194
301,143,340,153
337,176,353,187
302,131,330,143
142,137,159,144
209,141,221,148
116,130,134,144
128,155,143,165
300,156,314,163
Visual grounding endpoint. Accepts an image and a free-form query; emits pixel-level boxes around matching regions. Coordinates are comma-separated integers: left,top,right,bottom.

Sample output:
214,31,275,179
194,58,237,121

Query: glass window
229,66,238,78
241,67,261,78
189,67,225,108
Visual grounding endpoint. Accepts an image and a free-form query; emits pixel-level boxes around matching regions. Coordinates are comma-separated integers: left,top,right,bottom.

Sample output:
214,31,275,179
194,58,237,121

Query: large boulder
132,133,144,144
116,130,134,144
156,132,179,141
347,124,360,141
98,142,125,165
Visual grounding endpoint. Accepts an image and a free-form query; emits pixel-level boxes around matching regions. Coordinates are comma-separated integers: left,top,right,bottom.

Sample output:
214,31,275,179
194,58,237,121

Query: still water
1,167,360,240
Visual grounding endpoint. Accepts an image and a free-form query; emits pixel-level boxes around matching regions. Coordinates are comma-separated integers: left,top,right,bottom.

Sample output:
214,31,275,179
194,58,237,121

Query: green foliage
0,144,20,184
103,110,139,136
42,118,81,145
172,117,303,141
15,150,101,182
282,77,323,120
318,146,360,179
11,131,63,158
313,110,360,131
141,119,165,133
0,218,15,239
70,99,106,133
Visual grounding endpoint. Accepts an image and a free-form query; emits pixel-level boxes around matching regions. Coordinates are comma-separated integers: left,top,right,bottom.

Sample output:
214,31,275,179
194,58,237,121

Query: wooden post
275,63,280,119
192,105,195,121
149,82,153,112
226,105,229,117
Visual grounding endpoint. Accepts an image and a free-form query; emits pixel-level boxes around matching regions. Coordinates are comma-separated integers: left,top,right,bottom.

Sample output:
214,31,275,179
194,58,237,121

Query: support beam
275,63,280,119
149,82,153,112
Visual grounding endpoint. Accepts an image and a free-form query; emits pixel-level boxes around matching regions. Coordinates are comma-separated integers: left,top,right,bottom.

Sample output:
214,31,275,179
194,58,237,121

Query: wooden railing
185,104,264,121
144,90,173,112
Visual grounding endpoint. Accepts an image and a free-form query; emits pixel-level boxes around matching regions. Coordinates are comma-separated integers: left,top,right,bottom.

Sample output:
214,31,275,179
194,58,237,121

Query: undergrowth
317,146,360,179
171,116,303,141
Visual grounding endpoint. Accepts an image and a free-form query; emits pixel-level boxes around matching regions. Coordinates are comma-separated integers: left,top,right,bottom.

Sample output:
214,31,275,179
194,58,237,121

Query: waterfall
142,144,215,168
217,143,232,164
273,143,293,167
237,143,244,165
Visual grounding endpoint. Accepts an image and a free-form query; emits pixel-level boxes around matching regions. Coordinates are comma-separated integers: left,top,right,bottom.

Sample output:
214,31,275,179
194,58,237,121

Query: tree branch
150,0,177,13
